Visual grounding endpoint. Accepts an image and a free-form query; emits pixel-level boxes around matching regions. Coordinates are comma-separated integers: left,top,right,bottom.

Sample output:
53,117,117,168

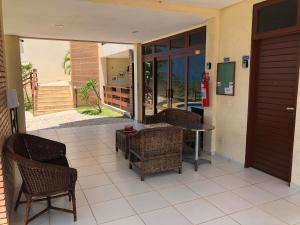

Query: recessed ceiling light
132,31,138,34
54,24,64,28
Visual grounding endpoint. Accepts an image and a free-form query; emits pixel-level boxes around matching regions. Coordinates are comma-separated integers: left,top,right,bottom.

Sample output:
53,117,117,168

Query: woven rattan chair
144,108,202,145
129,126,183,181
5,134,77,225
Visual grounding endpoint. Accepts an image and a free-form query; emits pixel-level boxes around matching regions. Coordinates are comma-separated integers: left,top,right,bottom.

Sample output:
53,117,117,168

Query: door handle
286,107,295,111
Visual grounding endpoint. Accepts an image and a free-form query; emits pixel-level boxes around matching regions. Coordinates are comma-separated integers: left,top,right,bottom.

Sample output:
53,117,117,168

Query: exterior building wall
106,58,130,87
70,41,100,105
20,39,70,84
70,41,100,88
0,1,13,224
99,43,134,115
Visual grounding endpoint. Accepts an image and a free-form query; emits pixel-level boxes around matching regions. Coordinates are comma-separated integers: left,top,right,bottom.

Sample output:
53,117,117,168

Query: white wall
100,43,133,58
20,39,70,84
107,58,130,87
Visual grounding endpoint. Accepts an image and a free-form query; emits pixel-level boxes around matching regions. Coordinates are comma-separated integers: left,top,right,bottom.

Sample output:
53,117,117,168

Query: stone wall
0,1,13,224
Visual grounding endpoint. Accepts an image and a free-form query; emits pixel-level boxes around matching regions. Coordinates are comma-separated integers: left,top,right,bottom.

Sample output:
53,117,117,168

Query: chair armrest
24,134,66,162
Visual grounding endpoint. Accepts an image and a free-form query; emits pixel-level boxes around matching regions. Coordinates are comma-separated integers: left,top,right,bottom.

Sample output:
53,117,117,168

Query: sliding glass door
171,56,186,109
156,58,169,112
187,54,205,111
143,61,154,116
142,27,206,120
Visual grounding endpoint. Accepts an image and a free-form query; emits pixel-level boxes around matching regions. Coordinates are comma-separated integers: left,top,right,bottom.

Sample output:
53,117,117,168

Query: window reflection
144,62,154,115
171,57,185,109
188,55,205,104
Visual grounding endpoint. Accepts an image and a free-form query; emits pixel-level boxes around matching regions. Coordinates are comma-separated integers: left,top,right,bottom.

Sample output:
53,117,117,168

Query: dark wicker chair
5,134,77,225
144,108,202,144
129,126,183,181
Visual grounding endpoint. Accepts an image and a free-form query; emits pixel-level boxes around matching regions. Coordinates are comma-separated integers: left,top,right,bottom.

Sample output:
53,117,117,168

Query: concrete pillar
4,35,26,132
133,44,143,122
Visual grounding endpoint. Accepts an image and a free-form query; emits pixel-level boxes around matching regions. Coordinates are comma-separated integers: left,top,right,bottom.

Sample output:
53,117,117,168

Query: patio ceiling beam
83,0,219,18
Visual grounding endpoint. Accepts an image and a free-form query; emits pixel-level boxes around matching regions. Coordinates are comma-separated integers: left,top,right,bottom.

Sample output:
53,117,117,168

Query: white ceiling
3,0,240,43
164,0,243,9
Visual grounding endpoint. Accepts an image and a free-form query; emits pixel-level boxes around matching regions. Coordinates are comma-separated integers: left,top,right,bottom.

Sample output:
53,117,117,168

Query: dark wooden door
247,34,300,182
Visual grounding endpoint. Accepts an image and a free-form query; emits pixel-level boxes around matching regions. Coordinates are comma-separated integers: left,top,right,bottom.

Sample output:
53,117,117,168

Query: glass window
171,57,186,109
257,0,297,33
189,31,206,46
154,42,168,53
170,37,185,50
142,45,152,55
156,59,169,112
188,54,205,108
143,62,154,115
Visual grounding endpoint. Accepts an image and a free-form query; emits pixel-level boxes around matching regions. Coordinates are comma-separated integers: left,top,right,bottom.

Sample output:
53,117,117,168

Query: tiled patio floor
12,122,300,225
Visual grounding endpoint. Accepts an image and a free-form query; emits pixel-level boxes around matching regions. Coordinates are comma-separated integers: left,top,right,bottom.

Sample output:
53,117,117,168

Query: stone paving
25,110,131,131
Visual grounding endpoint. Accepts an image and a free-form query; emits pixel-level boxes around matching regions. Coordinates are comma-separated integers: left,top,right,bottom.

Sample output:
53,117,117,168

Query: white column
133,43,143,122
5,35,26,132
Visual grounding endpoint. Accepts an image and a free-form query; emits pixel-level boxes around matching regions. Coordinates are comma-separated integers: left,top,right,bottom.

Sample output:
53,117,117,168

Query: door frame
245,0,300,183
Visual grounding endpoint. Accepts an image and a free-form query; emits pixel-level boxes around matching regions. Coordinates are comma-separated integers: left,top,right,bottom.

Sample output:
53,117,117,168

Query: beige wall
20,39,70,84
107,58,130,87
202,17,219,153
211,0,262,163
205,0,300,188
292,71,300,188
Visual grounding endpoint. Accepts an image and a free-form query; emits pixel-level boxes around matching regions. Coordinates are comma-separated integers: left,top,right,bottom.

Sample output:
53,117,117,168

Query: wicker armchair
129,127,183,181
5,134,77,225
144,108,202,144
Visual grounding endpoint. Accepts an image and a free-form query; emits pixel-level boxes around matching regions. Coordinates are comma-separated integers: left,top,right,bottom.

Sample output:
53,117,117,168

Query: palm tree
22,62,33,110
63,51,71,75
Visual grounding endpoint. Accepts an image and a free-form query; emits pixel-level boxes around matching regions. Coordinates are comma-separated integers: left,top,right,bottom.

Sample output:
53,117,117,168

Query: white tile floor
12,122,300,225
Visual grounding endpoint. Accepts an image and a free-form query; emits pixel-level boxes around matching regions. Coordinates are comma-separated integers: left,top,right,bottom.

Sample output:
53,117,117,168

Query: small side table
115,129,137,159
182,123,215,171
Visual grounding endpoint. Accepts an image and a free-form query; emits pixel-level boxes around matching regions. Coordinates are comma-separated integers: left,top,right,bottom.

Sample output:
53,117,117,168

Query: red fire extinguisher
201,72,210,107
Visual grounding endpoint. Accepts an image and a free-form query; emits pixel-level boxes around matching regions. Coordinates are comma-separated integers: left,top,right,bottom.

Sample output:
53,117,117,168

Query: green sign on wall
216,62,236,96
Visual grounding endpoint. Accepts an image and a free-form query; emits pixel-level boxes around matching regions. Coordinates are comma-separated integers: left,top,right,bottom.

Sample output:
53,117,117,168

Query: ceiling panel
164,0,243,9
3,0,207,43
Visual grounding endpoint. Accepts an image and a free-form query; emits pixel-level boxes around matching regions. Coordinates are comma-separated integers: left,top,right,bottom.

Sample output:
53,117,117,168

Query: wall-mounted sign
242,55,250,61
217,62,236,96
224,57,230,62
242,55,250,68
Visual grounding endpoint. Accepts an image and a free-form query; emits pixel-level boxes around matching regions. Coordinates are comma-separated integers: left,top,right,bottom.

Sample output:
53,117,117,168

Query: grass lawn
76,106,123,117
